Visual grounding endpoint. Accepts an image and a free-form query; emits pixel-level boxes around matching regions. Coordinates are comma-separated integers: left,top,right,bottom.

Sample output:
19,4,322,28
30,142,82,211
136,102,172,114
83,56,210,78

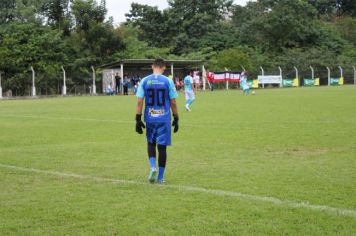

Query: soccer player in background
183,72,196,111
240,72,250,95
135,59,179,184
193,71,201,90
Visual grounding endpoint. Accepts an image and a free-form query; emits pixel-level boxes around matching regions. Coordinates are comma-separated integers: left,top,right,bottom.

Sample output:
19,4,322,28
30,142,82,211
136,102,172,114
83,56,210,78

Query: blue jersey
184,75,194,91
240,77,249,90
136,74,178,123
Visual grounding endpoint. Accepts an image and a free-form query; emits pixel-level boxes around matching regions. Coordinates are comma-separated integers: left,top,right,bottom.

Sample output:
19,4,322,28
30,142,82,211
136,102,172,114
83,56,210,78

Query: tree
0,0,16,25
167,0,233,53
237,0,321,50
337,0,356,17
41,0,72,35
125,3,170,47
71,0,107,32
0,23,68,95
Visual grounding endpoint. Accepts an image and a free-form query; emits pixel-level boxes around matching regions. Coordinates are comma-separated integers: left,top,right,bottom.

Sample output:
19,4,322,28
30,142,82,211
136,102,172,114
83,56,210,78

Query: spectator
207,70,215,91
115,73,121,94
123,76,129,95
193,71,201,90
134,80,140,95
107,83,114,96
174,76,181,90
130,75,135,88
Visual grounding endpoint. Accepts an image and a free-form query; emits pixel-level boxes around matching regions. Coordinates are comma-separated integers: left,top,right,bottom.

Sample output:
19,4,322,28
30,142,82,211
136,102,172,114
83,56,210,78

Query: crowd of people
106,73,142,96
106,71,203,96
173,71,202,91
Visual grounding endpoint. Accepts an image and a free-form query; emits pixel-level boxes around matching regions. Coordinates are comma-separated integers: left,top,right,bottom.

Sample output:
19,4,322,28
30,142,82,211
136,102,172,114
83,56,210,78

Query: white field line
0,115,133,125
0,114,352,127
0,163,355,218
0,114,207,128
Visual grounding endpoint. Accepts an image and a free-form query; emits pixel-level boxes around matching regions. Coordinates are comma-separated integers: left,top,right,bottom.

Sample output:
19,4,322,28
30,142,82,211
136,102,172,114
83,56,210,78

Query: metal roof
99,59,203,69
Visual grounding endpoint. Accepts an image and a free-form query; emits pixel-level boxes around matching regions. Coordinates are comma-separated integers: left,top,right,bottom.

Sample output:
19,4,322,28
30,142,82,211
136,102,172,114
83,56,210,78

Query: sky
106,0,250,25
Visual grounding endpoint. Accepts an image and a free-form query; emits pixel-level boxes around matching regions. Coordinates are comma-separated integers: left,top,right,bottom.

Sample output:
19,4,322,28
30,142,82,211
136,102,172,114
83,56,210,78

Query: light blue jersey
184,75,194,91
136,74,178,123
240,77,249,91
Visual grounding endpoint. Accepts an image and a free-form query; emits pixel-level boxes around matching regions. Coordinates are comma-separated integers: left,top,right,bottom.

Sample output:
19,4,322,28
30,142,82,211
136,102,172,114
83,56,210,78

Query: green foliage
209,47,253,71
0,0,16,24
335,16,356,44
0,0,123,95
0,0,355,94
237,0,321,50
0,23,67,95
125,3,170,47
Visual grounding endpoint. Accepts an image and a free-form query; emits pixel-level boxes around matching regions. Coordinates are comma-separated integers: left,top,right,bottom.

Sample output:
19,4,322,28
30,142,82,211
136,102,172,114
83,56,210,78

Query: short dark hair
152,58,166,68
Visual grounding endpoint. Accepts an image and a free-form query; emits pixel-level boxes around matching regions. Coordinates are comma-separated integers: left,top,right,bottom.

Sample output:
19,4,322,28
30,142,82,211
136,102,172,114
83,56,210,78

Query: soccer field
1,86,355,235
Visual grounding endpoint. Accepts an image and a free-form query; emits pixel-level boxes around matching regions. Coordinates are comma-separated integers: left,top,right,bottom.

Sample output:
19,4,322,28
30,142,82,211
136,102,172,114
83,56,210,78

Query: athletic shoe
148,168,157,184
157,179,165,185
185,104,191,112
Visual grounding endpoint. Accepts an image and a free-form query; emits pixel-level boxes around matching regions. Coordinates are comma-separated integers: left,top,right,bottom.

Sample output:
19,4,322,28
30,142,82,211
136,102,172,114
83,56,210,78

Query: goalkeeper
135,59,179,184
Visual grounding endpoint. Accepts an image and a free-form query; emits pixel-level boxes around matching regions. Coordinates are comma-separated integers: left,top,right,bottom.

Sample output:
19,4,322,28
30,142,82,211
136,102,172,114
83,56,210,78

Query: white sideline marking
0,115,133,124
0,114,202,128
0,163,355,218
1,114,352,127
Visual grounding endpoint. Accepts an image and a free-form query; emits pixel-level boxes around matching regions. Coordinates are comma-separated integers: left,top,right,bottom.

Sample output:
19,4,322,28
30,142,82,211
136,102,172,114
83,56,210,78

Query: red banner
207,72,243,83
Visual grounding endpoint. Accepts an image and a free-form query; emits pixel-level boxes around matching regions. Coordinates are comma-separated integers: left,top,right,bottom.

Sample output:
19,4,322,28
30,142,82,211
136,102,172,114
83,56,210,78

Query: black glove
135,114,146,134
172,114,179,133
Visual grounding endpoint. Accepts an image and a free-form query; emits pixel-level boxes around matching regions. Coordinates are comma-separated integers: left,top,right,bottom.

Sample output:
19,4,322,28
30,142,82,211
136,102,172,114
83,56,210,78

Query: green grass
0,86,355,235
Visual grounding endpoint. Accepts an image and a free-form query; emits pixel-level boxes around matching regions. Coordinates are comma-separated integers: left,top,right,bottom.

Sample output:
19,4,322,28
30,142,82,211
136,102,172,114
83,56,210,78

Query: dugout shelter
99,59,204,94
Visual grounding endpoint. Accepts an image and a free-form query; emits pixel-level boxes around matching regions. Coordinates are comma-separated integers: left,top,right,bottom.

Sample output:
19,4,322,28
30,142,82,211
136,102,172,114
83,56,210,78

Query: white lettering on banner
258,76,282,84
229,73,241,81
209,72,243,82
214,73,226,81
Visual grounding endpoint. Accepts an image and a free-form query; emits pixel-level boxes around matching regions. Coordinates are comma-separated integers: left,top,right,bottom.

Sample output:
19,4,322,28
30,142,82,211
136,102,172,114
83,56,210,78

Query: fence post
260,66,265,88
260,66,264,76
225,68,229,90
61,66,67,96
120,63,124,94
91,66,97,95
111,70,115,93
171,63,174,79
294,66,299,87
326,67,331,86
279,66,283,88
0,71,3,99
353,66,356,85
310,66,314,80
31,66,36,97
202,65,206,91
338,66,343,78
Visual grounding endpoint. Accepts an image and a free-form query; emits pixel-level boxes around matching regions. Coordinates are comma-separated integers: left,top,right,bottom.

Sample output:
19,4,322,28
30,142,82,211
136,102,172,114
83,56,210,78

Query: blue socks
149,157,156,170
149,158,165,182
186,99,195,106
158,167,165,181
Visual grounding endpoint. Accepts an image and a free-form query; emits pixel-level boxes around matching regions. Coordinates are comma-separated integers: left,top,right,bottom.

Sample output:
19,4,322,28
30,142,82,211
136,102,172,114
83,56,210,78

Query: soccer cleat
185,104,191,111
148,168,157,184
157,179,165,185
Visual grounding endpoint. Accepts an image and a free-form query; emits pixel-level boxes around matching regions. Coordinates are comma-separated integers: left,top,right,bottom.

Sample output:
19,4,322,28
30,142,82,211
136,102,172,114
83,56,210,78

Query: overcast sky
106,0,251,25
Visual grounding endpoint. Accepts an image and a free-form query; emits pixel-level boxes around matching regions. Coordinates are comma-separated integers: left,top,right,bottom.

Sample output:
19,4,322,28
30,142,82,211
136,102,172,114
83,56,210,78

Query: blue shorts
146,122,171,146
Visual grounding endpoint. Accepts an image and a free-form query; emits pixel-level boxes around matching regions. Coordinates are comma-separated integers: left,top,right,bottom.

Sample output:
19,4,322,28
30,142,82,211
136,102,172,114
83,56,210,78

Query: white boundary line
0,163,355,218
0,115,213,128
0,115,133,124
0,114,353,127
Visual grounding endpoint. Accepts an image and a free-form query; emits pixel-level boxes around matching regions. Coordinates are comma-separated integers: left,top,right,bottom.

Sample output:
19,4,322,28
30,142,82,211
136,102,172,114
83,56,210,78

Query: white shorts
185,90,195,101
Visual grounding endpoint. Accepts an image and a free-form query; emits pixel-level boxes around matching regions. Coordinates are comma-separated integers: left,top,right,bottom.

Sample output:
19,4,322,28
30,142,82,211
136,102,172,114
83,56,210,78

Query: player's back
139,74,172,123
184,75,193,91
240,77,249,90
